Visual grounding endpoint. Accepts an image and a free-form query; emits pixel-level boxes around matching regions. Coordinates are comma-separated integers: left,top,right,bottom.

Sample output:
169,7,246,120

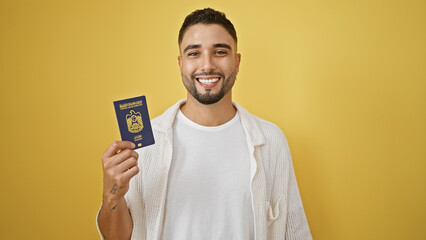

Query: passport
113,95,155,149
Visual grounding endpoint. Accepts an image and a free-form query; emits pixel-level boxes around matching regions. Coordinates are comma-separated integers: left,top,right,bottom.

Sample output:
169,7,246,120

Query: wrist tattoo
110,183,118,194
111,205,118,211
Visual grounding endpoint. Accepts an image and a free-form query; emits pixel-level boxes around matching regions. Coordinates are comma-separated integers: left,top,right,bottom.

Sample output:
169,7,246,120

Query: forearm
98,196,133,240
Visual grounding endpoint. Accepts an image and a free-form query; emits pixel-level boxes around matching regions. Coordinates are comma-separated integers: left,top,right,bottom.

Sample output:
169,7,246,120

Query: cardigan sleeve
284,157,312,240
96,205,106,240
267,136,312,240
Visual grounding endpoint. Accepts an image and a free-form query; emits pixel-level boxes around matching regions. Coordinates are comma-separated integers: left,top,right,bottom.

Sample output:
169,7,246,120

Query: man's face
178,23,241,105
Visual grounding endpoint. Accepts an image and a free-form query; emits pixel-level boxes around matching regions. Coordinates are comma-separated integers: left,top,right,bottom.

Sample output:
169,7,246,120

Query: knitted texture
97,100,312,239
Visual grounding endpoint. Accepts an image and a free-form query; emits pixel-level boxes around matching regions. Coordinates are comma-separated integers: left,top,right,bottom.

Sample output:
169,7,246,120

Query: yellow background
0,0,425,239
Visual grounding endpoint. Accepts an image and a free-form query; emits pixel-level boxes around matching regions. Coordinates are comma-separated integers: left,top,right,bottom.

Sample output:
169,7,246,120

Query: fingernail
131,143,136,148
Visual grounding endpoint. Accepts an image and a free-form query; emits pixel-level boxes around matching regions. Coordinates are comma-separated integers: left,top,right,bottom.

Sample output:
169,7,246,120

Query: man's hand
102,141,139,206
98,141,139,240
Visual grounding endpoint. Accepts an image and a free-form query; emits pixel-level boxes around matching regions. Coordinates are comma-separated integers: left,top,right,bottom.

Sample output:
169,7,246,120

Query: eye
215,50,228,56
187,51,199,57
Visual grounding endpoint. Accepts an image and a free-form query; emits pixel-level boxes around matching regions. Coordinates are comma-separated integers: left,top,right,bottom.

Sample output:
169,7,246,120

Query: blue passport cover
113,95,155,149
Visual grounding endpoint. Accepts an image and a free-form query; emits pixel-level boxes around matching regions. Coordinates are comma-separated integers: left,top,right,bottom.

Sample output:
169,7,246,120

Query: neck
180,92,236,127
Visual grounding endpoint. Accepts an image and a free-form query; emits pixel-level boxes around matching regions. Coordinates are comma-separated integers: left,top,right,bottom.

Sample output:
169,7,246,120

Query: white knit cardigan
97,100,312,240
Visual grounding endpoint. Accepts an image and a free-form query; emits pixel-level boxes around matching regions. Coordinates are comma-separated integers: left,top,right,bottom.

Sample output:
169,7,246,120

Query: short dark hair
178,8,237,45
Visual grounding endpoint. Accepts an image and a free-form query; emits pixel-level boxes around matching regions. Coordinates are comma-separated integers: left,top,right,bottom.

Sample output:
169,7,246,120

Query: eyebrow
183,44,201,53
183,43,233,53
213,43,232,50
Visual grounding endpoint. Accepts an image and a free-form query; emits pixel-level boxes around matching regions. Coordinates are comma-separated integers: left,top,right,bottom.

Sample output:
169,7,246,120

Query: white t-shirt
161,110,254,240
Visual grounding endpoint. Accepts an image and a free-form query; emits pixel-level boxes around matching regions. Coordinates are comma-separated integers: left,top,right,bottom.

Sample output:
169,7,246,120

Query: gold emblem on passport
126,110,144,133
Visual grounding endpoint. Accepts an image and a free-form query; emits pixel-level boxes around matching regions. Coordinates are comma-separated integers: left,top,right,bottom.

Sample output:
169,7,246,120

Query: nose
200,53,216,72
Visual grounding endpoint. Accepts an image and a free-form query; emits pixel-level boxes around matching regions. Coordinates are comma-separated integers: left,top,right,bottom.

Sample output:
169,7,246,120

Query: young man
97,8,311,240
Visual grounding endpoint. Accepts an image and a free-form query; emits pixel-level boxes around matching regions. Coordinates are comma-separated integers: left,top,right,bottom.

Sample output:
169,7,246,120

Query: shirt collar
153,99,266,146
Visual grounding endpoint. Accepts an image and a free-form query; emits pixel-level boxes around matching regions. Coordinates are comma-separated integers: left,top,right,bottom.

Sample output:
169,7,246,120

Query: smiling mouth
195,77,221,86
195,76,221,87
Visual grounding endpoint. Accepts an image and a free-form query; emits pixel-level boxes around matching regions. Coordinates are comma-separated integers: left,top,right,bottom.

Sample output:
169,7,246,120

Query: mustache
191,72,225,79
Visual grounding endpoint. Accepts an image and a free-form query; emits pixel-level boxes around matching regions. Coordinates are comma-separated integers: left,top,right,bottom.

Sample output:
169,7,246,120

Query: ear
235,53,241,74
178,55,182,68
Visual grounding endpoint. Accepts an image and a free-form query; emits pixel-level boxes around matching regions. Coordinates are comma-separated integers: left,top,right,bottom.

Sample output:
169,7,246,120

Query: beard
182,71,237,105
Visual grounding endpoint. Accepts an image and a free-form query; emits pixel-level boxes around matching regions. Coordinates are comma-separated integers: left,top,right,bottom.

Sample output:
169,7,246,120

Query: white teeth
198,78,219,84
